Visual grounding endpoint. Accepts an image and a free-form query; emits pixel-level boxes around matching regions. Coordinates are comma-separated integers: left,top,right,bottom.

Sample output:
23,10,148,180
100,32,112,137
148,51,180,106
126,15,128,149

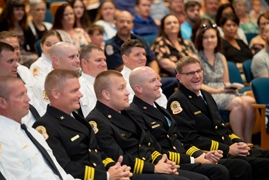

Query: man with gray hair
33,42,80,111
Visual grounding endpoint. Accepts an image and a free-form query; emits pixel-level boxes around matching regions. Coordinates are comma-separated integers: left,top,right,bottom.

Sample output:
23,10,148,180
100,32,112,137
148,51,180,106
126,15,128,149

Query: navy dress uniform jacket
127,96,204,164
86,101,164,174
33,105,114,180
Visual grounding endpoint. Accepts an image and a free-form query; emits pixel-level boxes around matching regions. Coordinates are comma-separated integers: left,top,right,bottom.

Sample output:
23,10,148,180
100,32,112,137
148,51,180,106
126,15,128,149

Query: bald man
126,66,252,180
104,11,159,73
33,42,80,111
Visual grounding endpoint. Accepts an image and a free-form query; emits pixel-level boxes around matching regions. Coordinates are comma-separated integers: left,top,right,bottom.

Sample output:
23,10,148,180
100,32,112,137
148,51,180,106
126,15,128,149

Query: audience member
251,24,269,78
249,0,265,22
191,18,212,44
88,24,104,49
215,3,248,45
83,0,99,23
249,13,269,54
0,33,45,125
30,30,62,79
69,0,91,31
201,0,219,23
181,1,201,41
33,69,133,180
105,11,159,73
152,14,197,77
95,0,117,42
167,56,269,180
86,70,210,180
195,23,255,143
52,3,91,49
232,0,259,34
0,0,38,66
120,39,168,108
28,0,52,49
150,0,170,26
169,0,185,24
127,66,253,180
111,0,136,16
0,76,75,180
220,14,253,68
33,42,80,111
133,0,159,37
79,44,107,117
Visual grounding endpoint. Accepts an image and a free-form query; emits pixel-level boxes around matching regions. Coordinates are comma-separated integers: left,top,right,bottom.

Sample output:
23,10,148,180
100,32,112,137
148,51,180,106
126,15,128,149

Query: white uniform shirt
18,64,46,126
30,53,53,79
0,115,77,180
79,72,97,117
121,66,168,108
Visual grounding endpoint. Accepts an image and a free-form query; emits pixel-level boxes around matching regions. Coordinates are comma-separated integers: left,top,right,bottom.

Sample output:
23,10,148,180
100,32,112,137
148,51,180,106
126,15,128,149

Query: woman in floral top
151,14,197,77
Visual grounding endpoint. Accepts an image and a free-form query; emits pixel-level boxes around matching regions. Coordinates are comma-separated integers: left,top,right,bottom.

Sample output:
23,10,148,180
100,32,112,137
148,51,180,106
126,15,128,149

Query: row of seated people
1,46,269,179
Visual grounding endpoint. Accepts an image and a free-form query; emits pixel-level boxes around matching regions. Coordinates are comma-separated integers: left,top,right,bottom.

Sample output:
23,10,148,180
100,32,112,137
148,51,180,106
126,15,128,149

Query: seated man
33,69,132,180
126,66,252,180
0,76,74,180
33,42,80,111
251,23,269,78
120,39,168,107
167,56,269,180
86,70,210,180
79,44,107,117
0,41,43,126
133,0,159,37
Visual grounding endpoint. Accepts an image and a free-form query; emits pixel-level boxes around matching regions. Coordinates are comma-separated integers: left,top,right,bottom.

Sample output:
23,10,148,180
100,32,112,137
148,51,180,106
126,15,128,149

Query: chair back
251,78,269,104
50,2,65,18
243,59,253,83
245,33,258,44
227,61,244,84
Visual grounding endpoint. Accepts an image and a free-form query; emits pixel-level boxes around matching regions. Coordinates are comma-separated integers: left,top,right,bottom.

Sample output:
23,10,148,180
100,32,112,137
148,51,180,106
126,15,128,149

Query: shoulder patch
105,45,114,56
33,67,39,77
170,101,183,114
89,121,99,134
42,90,50,103
36,126,49,140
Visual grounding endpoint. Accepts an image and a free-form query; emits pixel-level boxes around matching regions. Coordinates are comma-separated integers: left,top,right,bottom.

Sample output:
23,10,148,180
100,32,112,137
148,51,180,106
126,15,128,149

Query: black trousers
227,149,269,180
181,163,229,180
131,169,209,180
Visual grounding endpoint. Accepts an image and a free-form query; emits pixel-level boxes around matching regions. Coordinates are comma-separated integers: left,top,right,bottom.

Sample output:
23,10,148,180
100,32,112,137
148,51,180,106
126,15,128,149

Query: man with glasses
167,56,269,180
252,23,269,78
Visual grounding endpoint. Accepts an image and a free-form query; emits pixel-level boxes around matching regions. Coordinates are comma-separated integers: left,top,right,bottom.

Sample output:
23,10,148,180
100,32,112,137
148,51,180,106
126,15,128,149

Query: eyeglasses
180,68,204,76
201,23,217,29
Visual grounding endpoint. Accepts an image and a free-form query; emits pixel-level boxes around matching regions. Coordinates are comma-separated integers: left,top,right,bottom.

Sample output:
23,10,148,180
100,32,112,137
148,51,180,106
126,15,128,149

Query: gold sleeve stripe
169,152,181,164
102,157,114,167
133,158,144,174
186,146,200,156
229,134,240,140
210,140,219,151
151,151,162,163
84,166,95,180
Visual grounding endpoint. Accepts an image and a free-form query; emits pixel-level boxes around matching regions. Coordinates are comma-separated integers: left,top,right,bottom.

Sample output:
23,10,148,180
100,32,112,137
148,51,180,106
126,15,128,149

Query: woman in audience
69,0,91,31
52,3,90,49
88,24,104,49
152,14,196,77
220,14,253,69
232,0,259,34
95,0,117,41
30,30,62,79
195,23,256,143
0,0,35,53
28,0,52,50
249,13,269,54
215,3,247,44
191,18,212,45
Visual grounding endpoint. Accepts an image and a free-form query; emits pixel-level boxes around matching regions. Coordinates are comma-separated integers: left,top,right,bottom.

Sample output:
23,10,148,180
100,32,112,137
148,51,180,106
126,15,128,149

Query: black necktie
199,96,207,105
29,104,41,120
0,172,6,180
21,124,63,180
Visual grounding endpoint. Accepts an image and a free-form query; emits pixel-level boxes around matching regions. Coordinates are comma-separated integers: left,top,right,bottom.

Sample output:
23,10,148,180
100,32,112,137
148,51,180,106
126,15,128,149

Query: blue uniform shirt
133,15,159,36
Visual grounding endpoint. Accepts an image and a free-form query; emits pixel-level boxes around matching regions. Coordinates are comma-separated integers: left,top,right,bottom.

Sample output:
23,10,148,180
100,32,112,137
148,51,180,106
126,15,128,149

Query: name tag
194,111,201,115
152,124,160,129
121,134,126,137
22,144,28,149
71,134,80,142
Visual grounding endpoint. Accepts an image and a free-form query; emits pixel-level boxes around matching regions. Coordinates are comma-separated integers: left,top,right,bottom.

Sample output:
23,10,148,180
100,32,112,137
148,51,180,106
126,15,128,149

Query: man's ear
133,84,142,94
0,97,7,109
122,54,128,64
176,74,181,81
51,89,59,99
102,90,110,100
